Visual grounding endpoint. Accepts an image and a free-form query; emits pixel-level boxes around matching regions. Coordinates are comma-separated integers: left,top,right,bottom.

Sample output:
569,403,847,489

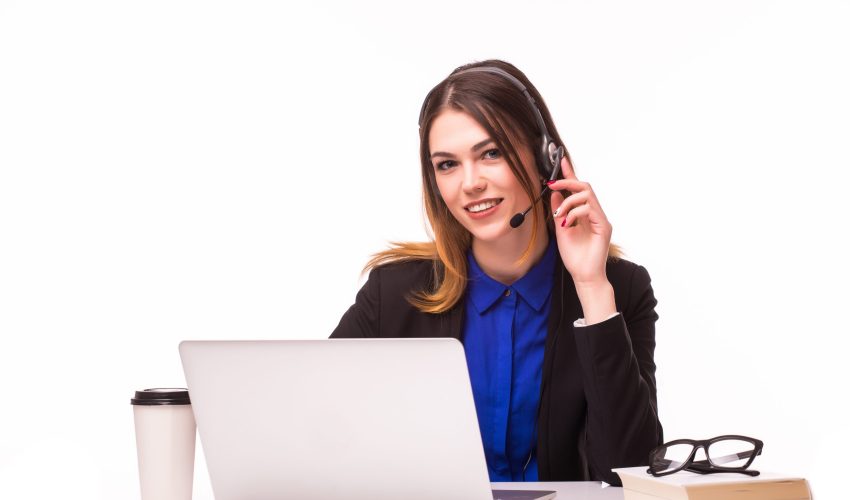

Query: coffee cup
131,388,196,500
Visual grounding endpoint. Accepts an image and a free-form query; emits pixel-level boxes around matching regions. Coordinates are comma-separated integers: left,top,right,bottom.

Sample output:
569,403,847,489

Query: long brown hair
366,59,621,314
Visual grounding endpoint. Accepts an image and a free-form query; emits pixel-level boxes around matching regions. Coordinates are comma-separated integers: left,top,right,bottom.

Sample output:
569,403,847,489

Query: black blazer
330,255,662,485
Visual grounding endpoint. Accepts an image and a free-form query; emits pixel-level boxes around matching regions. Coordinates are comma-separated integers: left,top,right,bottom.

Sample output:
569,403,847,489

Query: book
613,466,812,500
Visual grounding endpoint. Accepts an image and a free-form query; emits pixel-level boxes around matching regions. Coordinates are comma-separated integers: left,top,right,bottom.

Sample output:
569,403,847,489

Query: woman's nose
461,163,486,193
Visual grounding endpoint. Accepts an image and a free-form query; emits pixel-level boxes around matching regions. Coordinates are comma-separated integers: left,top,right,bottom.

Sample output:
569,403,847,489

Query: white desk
188,483,622,499
491,482,624,500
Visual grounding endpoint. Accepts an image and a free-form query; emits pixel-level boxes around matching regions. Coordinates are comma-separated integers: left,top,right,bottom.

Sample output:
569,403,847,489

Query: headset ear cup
538,138,556,179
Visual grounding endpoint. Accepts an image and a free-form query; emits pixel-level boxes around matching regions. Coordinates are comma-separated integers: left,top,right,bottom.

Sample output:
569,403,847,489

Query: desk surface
190,482,623,499
491,482,623,500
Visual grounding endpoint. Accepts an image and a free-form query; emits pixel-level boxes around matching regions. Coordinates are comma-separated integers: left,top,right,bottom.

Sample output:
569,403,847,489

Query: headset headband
417,66,550,141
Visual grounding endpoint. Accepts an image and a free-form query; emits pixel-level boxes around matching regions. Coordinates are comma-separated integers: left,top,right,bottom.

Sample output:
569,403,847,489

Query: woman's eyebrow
430,138,495,159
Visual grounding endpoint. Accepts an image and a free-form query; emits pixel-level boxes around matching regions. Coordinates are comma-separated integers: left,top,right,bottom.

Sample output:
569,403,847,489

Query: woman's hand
548,156,617,323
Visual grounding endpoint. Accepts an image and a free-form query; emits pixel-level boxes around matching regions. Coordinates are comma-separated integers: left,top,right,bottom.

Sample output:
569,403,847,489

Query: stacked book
613,466,812,500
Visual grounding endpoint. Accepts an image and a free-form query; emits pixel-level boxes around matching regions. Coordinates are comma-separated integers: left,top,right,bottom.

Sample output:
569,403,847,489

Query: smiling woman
331,60,661,486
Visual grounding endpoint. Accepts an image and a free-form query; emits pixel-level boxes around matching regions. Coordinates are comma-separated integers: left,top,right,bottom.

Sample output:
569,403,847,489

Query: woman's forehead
428,109,533,160
428,110,491,153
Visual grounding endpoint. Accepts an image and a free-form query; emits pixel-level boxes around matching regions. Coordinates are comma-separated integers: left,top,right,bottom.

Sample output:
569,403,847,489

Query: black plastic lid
130,388,191,406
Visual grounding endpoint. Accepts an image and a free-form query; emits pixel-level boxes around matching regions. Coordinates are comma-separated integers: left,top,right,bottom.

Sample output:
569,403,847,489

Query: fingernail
546,180,556,185
561,218,567,227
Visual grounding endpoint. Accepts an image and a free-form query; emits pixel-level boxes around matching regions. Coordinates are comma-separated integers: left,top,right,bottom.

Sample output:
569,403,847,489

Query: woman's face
428,109,537,244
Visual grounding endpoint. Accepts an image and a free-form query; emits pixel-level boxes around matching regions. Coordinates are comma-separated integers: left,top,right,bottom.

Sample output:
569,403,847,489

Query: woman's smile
465,198,504,218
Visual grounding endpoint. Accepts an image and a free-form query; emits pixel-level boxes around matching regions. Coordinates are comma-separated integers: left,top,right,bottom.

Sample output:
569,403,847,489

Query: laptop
180,338,556,500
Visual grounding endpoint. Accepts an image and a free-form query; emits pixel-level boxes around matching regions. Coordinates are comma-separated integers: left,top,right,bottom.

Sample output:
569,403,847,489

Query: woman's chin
463,220,514,244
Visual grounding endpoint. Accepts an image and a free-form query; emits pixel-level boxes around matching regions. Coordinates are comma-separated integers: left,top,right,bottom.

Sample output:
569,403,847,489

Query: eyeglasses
647,435,763,477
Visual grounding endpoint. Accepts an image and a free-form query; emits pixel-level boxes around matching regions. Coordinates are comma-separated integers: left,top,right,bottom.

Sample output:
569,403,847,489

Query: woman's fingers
552,190,591,219
560,203,592,228
549,179,602,215
549,187,565,210
549,183,609,231
548,177,592,194
546,157,609,230
559,156,577,180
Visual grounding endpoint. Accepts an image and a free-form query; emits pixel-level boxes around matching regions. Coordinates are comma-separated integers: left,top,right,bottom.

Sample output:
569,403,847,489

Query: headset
418,66,566,228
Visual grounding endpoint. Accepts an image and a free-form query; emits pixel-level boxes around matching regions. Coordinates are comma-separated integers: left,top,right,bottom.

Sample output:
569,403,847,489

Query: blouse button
504,289,511,297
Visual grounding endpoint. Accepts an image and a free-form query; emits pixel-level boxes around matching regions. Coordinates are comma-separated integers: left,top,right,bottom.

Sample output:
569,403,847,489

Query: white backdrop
1,1,848,498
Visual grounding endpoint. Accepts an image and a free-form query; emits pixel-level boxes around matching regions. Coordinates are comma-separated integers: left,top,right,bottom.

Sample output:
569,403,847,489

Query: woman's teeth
466,199,502,213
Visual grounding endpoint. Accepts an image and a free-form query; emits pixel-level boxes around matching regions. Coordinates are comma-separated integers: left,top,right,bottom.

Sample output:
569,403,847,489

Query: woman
331,59,662,486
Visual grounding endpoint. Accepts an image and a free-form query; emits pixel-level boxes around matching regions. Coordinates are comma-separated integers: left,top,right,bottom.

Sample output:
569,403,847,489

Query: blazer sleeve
572,263,662,485
329,267,382,339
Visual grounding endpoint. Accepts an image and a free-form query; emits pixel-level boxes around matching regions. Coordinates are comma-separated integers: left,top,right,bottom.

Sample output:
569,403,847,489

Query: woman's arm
548,154,661,483
329,267,382,339
573,263,662,485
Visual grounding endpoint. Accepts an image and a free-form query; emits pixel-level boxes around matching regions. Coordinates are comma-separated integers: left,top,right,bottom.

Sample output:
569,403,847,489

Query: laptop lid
179,338,495,500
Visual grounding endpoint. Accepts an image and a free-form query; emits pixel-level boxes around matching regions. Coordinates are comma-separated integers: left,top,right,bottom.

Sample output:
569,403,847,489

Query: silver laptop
180,338,556,500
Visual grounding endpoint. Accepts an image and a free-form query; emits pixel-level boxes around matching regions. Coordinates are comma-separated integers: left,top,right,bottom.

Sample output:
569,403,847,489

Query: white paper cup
131,388,196,500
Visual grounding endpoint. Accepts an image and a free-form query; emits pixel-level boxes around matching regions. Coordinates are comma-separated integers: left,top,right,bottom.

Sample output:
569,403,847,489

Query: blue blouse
462,239,557,481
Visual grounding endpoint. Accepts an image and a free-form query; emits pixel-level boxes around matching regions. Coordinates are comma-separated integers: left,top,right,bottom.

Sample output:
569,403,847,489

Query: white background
1,1,848,498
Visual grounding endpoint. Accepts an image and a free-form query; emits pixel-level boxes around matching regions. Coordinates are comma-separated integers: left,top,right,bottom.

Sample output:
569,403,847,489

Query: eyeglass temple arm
690,448,761,467
687,449,762,476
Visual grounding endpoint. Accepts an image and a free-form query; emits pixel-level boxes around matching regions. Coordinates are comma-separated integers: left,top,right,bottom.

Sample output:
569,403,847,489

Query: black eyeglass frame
647,434,764,477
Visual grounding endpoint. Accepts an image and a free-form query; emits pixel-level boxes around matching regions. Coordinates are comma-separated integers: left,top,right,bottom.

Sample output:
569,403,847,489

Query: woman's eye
435,160,456,171
483,148,501,160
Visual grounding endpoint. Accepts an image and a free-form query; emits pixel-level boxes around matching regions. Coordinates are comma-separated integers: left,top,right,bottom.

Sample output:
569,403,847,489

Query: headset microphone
509,212,527,229
510,186,550,228
510,145,566,229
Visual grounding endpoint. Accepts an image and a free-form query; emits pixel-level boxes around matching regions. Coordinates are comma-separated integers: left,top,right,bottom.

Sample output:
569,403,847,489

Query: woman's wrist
574,279,617,325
